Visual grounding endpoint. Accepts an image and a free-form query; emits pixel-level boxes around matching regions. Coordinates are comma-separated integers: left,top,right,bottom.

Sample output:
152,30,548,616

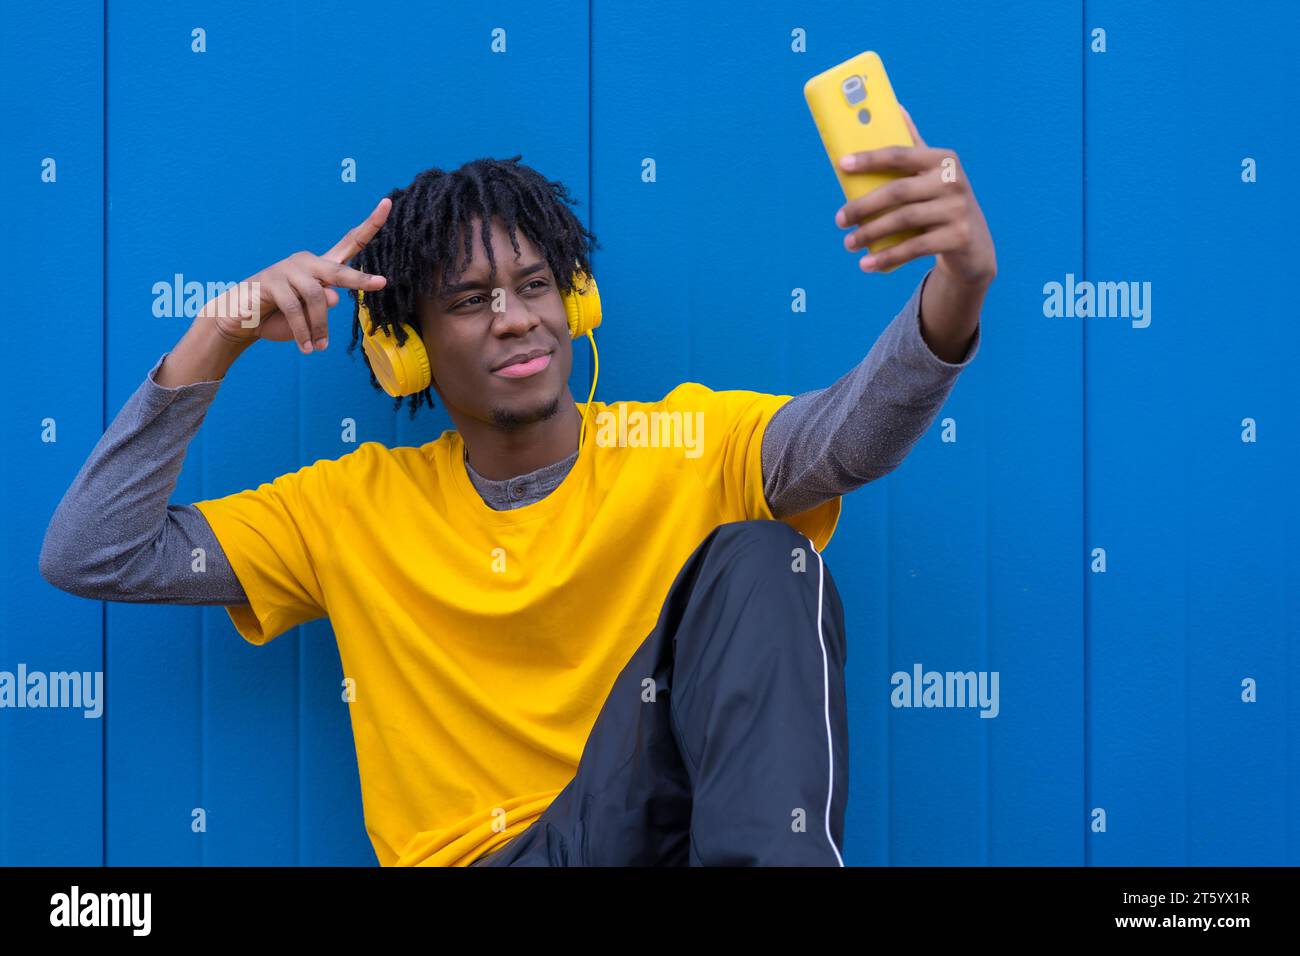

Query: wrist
919,264,985,365
154,317,254,388
935,257,996,292
195,312,258,359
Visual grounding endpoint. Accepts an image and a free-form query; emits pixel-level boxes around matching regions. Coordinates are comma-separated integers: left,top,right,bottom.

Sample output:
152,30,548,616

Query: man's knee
694,520,837,622
710,518,815,553
703,521,846,659
706,520,831,584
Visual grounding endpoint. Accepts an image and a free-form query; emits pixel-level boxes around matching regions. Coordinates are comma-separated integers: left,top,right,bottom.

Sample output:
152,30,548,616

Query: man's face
416,216,573,431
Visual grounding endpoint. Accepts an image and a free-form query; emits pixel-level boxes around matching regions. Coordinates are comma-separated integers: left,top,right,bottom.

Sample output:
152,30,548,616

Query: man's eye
455,280,547,310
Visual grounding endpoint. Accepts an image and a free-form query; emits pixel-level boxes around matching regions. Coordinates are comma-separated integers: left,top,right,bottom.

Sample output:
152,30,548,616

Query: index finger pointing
324,197,393,264
320,262,388,291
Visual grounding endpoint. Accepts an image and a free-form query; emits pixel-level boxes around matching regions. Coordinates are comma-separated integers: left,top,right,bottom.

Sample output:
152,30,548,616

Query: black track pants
471,519,849,867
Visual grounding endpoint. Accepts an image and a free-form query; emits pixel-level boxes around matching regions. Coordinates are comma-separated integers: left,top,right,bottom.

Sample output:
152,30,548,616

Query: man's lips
492,347,551,371
493,350,553,378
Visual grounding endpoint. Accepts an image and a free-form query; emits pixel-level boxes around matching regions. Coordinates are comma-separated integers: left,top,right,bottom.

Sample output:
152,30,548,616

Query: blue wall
2,0,1294,865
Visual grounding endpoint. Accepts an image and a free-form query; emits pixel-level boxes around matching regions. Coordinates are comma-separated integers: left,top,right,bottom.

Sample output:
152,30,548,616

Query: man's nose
491,295,542,334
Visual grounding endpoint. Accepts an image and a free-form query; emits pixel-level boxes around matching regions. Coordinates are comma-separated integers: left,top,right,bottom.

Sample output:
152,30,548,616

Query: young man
41,119,993,866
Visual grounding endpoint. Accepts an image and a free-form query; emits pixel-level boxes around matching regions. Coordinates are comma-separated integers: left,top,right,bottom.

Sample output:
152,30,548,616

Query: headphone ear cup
564,271,602,339
358,291,433,398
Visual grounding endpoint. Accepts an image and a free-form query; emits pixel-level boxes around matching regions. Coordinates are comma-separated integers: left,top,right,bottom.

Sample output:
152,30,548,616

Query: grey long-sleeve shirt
38,268,979,606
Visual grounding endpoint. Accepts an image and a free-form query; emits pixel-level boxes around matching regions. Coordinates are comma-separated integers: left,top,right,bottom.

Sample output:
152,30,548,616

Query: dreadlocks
345,155,600,419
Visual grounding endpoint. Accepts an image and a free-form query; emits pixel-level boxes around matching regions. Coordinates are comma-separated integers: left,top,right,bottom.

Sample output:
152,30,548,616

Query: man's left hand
835,106,997,286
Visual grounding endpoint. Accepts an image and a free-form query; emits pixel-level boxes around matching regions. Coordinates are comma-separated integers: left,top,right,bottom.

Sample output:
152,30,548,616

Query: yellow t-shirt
191,382,842,866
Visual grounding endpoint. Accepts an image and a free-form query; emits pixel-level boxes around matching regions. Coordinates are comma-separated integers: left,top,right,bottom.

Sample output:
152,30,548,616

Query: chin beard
489,393,561,431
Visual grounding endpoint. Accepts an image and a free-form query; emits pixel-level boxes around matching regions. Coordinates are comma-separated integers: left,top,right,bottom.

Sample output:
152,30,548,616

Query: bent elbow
39,528,112,599
39,531,81,595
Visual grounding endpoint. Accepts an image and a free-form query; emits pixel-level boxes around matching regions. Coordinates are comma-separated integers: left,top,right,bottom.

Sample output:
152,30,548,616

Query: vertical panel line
1081,0,1091,868
886,485,892,866
101,0,109,868
986,410,992,866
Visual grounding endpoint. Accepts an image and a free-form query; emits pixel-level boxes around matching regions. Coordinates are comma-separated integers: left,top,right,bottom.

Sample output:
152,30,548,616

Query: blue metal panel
0,6,105,866
4,0,1294,867
1086,0,1296,865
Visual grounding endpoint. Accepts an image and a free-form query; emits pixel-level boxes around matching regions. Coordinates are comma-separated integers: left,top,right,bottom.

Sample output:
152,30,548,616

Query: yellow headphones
357,265,602,450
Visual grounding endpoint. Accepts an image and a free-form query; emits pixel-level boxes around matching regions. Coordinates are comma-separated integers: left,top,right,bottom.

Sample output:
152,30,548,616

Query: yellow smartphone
804,50,918,271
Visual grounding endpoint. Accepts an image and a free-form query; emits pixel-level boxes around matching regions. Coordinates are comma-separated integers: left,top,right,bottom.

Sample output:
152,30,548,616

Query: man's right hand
200,197,392,354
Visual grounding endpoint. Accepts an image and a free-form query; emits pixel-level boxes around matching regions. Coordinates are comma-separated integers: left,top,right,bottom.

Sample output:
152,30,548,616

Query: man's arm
761,268,979,518
39,199,394,604
762,106,995,518
39,325,252,604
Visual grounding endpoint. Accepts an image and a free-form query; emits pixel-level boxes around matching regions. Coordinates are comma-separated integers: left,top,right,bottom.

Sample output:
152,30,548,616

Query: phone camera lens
840,75,866,105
